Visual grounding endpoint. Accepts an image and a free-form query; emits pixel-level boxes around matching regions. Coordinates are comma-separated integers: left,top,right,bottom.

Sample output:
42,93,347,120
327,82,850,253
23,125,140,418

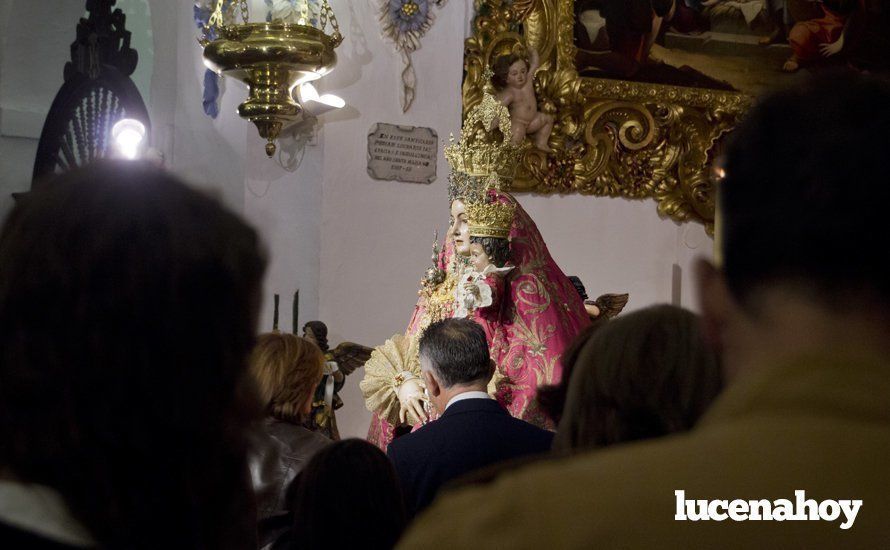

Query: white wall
118,0,153,108
0,0,84,218
244,128,324,334
520,195,712,312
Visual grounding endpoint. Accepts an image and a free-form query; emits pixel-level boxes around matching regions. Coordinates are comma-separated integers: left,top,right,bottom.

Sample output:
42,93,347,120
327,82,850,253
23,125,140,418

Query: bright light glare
300,82,320,102
294,71,322,87
297,83,344,116
112,119,146,160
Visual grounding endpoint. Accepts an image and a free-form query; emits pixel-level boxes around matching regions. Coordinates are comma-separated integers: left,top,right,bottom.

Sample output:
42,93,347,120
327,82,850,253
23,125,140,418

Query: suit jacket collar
440,397,506,419
445,391,492,410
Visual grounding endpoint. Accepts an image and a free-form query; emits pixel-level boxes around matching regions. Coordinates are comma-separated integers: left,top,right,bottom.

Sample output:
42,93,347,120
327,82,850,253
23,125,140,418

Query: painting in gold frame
464,0,889,229
463,0,755,230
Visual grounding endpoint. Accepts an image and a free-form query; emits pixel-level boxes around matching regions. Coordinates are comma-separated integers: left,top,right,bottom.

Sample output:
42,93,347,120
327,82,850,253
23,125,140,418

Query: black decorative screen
32,0,149,186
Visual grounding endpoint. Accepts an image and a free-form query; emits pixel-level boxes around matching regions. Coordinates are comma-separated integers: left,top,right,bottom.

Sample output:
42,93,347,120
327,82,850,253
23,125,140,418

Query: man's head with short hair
418,318,494,412
697,72,890,378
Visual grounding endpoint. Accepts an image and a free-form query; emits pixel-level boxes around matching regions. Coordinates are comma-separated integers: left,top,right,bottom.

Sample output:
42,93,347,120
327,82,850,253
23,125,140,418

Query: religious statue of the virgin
360,94,591,449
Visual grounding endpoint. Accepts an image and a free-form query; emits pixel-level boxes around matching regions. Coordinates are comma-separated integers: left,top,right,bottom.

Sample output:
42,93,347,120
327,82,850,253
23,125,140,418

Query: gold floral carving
462,0,753,230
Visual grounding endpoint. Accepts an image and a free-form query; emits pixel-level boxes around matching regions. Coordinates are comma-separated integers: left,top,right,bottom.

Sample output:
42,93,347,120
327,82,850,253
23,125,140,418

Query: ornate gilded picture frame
463,0,756,230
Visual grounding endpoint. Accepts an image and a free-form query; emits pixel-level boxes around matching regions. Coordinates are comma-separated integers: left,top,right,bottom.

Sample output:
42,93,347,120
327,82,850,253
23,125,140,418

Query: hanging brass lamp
201,1,343,157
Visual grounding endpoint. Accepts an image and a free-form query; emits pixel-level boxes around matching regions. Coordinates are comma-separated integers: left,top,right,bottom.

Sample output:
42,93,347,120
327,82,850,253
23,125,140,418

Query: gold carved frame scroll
462,0,753,230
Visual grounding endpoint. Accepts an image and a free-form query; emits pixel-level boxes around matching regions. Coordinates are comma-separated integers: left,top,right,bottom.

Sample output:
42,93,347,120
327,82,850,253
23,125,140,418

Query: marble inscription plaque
367,123,437,184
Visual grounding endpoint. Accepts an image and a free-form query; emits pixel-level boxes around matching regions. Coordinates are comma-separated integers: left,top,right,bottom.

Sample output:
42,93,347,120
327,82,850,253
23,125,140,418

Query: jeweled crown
444,93,525,202
467,200,515,239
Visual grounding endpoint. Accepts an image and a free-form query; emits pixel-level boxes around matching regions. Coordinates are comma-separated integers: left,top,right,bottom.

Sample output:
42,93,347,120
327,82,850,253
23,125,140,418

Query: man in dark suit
387,318,553,516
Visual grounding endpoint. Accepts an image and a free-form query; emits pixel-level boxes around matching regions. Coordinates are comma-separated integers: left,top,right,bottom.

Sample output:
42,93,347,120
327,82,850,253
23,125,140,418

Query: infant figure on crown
361,94,590,450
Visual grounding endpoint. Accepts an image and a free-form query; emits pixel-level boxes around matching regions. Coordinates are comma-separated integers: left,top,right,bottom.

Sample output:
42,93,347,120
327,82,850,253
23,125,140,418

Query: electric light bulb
112,119,147,160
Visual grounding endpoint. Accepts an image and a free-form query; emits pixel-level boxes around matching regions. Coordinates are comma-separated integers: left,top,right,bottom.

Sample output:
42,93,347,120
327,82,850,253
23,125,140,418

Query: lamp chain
239,0,250,24
322,1,342,45
226,0,238,23
207,0,225,29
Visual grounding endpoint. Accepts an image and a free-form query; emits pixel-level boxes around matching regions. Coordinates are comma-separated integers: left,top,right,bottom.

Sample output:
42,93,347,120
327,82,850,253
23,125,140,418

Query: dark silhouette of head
289,439,407,549
697,72,890,380
554,305,722,452
720,72,890,313
302,320,329,352
0,160,266,549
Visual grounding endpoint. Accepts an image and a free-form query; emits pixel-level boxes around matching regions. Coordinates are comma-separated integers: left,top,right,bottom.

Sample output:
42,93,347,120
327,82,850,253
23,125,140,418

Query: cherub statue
302,321,372,440
490,47,554,152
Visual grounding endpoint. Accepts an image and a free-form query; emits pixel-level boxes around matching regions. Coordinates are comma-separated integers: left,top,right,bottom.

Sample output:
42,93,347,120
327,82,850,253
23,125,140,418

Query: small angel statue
302,320,372,440
567,275,630,321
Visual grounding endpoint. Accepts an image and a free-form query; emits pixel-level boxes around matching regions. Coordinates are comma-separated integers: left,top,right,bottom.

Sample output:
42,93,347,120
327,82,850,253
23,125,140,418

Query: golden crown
467,200,515,239
444,93,525,202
